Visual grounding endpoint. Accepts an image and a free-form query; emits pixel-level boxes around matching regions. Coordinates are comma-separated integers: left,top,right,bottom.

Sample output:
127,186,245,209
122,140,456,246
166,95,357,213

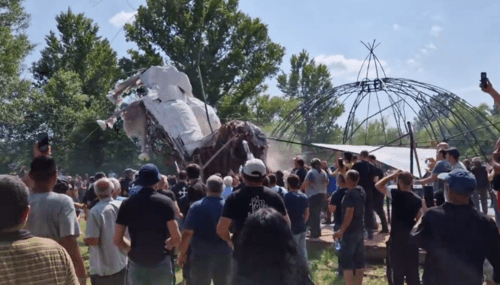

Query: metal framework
273,40,500,157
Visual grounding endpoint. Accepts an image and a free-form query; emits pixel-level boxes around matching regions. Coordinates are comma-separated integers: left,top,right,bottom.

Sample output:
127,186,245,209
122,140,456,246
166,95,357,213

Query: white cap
242,158,267,177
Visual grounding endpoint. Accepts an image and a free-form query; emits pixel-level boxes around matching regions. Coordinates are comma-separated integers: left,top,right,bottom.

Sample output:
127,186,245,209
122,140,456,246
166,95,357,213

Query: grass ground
78,219,387,285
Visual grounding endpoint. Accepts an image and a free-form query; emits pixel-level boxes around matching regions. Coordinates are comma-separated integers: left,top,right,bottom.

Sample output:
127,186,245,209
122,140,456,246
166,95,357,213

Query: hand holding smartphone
34,133,51,157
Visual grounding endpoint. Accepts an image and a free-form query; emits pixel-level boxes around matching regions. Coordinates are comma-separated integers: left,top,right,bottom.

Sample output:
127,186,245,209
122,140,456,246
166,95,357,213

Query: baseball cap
444,147,460,158
242,159,267,177
135,164,161,186
437,169,476,194
124,168,136,173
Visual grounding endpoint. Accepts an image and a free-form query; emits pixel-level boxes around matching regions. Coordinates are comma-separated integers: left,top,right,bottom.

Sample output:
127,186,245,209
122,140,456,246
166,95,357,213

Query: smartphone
37,133,49,153
481,72,488,88
338,158,344,168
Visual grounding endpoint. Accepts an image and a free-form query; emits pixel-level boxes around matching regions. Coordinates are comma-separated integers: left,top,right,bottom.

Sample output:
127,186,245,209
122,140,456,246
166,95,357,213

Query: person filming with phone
480,72,500,105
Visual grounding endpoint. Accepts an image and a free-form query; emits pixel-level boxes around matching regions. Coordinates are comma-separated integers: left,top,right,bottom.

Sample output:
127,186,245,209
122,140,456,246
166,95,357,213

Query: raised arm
482,80,500,106
375,170,400,196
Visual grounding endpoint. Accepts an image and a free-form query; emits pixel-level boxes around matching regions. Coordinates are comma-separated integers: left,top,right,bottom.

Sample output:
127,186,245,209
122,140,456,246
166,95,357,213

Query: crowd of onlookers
4,137,500,285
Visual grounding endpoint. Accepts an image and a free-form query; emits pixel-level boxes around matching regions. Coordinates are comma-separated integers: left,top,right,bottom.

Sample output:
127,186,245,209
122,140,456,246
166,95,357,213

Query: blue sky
23,0,500,125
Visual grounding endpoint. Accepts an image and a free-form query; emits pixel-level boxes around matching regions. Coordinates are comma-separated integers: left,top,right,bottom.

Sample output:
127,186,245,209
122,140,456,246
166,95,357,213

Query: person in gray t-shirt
301,158,329,239
26,155,86,284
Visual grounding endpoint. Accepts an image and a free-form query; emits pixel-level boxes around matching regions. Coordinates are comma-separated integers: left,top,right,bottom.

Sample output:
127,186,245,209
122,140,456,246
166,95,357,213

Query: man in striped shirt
0,175,78,285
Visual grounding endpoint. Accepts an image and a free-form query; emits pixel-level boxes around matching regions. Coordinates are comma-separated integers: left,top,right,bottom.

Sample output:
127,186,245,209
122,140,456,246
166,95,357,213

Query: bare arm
375,171,399,196
83,237,99,246
173,202,184,219
328,204,337,214
217,217,232,242
113,224,131,253
482,81,500,106
334,207,354,238
166,220,181,249
418,173,437,186
300,180,311,192
59,236,86,280
304,208,310,223
177,229,193,266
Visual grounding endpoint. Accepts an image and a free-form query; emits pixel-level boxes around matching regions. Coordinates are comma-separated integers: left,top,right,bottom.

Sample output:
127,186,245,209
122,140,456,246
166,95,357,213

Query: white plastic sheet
185,96,221,136
313,143,436,176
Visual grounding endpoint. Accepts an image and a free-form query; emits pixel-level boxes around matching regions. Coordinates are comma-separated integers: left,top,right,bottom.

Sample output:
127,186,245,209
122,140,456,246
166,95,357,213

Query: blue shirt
222,187,233,200
284,191,309,235
327,175,337,195
183,196,232,256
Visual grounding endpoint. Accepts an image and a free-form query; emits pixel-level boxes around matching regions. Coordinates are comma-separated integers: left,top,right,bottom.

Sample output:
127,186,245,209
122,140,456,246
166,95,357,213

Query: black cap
136,164,161,186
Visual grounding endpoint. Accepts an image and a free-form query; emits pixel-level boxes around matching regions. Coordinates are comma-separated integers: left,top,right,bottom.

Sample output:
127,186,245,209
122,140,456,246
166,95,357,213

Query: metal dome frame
272,40,500,157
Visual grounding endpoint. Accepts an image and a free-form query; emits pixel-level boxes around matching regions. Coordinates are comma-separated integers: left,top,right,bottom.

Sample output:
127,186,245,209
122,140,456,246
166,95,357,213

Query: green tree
276,50,344,148
0,0,34,127
26,9,142,174
122,0,285,118
32,8,121,112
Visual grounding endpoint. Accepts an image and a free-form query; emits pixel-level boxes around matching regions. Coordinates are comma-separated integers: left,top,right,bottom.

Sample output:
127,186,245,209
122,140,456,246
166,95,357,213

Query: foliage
0,0,34,127
349,117,403,146
276,50,344,147
122,0,285,118
31,8,121,110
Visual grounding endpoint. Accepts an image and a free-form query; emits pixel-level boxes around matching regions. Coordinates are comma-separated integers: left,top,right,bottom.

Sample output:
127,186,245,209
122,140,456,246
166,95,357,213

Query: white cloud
393,24,400,31
407,59,418,67
420,49,428,54
426,43,437,50
315,54,389,80
431,26,443,37
109,11,137,27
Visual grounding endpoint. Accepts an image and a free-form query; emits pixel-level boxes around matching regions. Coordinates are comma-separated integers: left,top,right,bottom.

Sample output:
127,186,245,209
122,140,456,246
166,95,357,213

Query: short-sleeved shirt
86,198,128,276
171,181,188,200
295,167,308,185
432,160,452,193
0,230,78,285
471,165,490,190
304,169,328,198
27,192,81,242
451,161,467,171
284,191,309,235
221,186,287,243
351,161,377,195
271,185,288,197
341,186,365,237
411,203,500,285
116,187,176,267
327,174,337,196
183,196,231,256
390,189,421,240
222,187,233,200
158,189,176,201
330,188,348,230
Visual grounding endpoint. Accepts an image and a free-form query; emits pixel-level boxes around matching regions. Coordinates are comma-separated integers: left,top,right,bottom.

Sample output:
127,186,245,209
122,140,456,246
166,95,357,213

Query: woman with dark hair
233,208,313,285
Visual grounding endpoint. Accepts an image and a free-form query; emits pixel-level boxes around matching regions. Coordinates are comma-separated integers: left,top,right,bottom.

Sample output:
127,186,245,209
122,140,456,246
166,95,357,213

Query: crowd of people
3,134,500,285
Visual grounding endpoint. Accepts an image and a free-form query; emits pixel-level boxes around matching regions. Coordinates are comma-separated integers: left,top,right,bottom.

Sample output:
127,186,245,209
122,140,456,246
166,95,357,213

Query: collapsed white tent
313,143,436,177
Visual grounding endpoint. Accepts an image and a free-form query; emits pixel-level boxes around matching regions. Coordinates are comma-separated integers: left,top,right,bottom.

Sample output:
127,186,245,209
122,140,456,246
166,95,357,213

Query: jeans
308,194,325,238
90,268,126,285
491,190,500,228
190,254,231,285
373,194,388,231
293,232,308,262
127,256,172,285
472,188,489,215
390,239,420,285
364,188,375,236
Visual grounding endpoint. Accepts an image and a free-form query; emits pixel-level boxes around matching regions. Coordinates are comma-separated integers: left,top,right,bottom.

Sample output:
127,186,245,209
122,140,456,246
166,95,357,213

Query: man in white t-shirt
85,178,128,285
268,173,287,197
444,147,467,170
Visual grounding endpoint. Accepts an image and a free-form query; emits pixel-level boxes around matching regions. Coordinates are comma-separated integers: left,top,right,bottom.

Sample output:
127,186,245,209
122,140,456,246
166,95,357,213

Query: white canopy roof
313,143,436,177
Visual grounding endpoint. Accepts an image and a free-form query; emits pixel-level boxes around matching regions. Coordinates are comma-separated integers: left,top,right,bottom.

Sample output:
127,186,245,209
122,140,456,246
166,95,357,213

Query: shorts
339,234,365,270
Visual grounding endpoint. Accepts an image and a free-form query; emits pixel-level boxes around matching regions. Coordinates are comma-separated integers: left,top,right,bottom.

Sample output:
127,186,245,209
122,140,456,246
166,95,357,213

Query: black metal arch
272,41,500,156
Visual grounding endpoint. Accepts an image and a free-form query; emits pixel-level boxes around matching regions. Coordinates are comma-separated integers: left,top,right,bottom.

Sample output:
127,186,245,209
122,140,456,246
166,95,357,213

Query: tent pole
408,122,414,175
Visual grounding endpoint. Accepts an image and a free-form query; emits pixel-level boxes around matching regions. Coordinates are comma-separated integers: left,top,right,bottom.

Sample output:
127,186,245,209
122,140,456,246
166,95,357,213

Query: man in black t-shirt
293,157,308,187
114,164,181,285
171,170,188,201
217,158,289,252
376,170,423,285
329,174,348,232
333,170,366,285
412,169,500,285
351,150,377,239
82,172,106,212
368,155,389,234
